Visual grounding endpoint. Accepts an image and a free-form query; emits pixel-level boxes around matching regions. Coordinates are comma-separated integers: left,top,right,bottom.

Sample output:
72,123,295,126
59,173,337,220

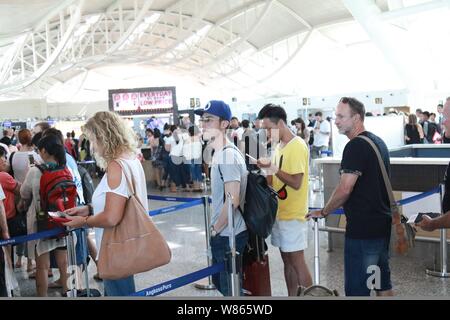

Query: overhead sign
109,87,177,116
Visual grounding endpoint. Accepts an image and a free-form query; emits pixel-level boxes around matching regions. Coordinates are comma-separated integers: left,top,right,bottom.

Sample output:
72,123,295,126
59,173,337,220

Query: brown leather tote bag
98,160,171,280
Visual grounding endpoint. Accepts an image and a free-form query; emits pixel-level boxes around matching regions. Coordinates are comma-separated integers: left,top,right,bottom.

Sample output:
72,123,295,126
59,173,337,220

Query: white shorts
271,219,309,252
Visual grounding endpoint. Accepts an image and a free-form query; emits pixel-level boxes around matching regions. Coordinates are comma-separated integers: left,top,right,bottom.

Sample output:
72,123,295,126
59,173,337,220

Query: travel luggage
66,228,101,297
297,218,338,297
242,233,271,296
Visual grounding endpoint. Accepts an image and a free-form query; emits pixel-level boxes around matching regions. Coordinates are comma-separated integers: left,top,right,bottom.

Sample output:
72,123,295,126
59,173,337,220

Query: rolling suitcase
66,228,101,297
297,218,338,296
243,233,271,296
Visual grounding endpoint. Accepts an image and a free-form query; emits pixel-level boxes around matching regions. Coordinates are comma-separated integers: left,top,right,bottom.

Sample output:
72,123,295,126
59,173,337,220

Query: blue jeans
189,160,202,182
210,230,248,296
104,276,136,296
344,237,392,296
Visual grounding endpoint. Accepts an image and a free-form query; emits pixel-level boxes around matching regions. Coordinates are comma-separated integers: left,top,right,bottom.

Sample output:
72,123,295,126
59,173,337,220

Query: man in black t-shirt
419,97,450,230
440,98,450,144
307,97,393,297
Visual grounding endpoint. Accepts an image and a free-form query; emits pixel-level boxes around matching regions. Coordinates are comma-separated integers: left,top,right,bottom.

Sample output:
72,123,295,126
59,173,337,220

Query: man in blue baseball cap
194,100,232,122
195,100,248,296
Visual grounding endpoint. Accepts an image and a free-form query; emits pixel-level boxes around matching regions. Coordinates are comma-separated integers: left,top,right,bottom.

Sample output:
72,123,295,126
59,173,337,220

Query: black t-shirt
340,131,392,239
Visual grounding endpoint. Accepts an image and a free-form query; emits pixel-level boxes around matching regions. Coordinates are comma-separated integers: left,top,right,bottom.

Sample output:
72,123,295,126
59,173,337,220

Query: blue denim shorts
344,237,392,296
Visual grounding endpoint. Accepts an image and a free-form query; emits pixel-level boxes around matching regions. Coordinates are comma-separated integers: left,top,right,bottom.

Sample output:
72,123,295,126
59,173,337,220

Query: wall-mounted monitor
108,86,177,116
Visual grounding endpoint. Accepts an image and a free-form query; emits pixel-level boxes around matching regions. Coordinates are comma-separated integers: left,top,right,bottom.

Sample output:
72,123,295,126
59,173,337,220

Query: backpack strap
8,151,15,177
36,164,46,174
276,155,287,193
217,144,245,213
217,144,244,181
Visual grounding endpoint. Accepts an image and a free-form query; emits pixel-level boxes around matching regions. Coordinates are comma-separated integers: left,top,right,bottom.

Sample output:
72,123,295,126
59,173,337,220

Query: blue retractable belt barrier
0,228,67,247
396,186,440,206
149,199,204,217
147,195,202,203
308,207,344,215
131,263,225,296
308,186,441,215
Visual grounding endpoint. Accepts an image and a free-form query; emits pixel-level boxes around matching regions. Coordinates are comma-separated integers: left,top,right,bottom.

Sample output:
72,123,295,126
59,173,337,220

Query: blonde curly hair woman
63,111,148,296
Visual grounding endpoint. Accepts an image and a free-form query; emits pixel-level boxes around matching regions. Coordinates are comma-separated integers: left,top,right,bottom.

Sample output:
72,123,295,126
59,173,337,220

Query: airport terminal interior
1,0,450,298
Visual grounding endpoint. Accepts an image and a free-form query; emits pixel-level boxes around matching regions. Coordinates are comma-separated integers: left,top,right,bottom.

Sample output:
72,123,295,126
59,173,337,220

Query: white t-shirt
183,138,203,160
313,120,331,147
165,133,188,157
11,151,42,184
234,127,244,141
91,158,149,256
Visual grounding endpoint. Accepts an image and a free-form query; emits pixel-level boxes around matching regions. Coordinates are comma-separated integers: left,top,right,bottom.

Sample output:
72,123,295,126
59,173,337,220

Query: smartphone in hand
28,154,35,166
414,212,440,223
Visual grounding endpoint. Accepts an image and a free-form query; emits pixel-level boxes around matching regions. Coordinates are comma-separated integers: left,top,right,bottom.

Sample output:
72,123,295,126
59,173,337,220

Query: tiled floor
11,178,450,297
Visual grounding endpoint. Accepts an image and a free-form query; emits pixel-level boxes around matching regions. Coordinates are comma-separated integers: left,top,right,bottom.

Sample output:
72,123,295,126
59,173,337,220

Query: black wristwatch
87,203,94,216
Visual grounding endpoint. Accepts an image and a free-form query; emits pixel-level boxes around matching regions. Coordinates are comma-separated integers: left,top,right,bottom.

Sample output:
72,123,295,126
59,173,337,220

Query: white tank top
91,158,149,255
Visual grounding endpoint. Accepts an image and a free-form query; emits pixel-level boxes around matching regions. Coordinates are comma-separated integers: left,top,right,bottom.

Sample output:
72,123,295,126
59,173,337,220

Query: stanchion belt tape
0,227,68,247
308,207,344,215
149,199,204,216
77,160,96,164
308,186,440,215
396,186,440,206
147,195,203,203
130,263,225,296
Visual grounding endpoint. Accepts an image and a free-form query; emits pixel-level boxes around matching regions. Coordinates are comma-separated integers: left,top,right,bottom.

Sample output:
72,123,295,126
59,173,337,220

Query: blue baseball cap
194,100,232,121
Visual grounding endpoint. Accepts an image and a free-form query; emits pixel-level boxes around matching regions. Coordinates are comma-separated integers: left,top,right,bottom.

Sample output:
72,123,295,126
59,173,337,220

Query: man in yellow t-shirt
256,104,312,296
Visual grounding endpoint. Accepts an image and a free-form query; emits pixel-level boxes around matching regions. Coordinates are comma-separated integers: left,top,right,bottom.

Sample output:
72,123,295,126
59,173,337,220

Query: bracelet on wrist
84,216,90,228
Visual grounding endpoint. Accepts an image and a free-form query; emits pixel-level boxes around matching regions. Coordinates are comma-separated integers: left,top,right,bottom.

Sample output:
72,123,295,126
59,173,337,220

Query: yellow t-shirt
272,137,309,221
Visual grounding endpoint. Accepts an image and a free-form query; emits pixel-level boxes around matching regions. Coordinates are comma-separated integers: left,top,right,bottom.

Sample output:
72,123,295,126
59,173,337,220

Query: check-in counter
315,145,450,266
140,146,156,184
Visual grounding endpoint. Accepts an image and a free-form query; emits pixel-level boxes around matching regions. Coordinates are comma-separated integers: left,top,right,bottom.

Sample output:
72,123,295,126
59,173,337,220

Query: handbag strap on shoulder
115,159,147,211
355,135,396,210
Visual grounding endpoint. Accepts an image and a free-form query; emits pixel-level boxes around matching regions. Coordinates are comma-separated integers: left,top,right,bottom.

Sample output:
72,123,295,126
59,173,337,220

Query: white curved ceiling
0,0,448,102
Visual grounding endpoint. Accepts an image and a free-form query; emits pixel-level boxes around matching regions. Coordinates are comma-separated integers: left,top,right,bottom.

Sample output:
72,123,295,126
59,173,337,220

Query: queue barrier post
194,196,216,290
426,183,450,278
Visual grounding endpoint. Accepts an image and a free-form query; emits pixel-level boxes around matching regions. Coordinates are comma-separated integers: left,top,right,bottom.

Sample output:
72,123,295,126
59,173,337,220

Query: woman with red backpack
20,135,70,296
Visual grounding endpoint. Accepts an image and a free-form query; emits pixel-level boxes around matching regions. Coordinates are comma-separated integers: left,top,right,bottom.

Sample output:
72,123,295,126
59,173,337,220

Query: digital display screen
108,86,176,116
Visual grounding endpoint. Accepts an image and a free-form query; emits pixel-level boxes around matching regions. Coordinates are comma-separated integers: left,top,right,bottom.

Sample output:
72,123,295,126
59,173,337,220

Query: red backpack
36,164,77,232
